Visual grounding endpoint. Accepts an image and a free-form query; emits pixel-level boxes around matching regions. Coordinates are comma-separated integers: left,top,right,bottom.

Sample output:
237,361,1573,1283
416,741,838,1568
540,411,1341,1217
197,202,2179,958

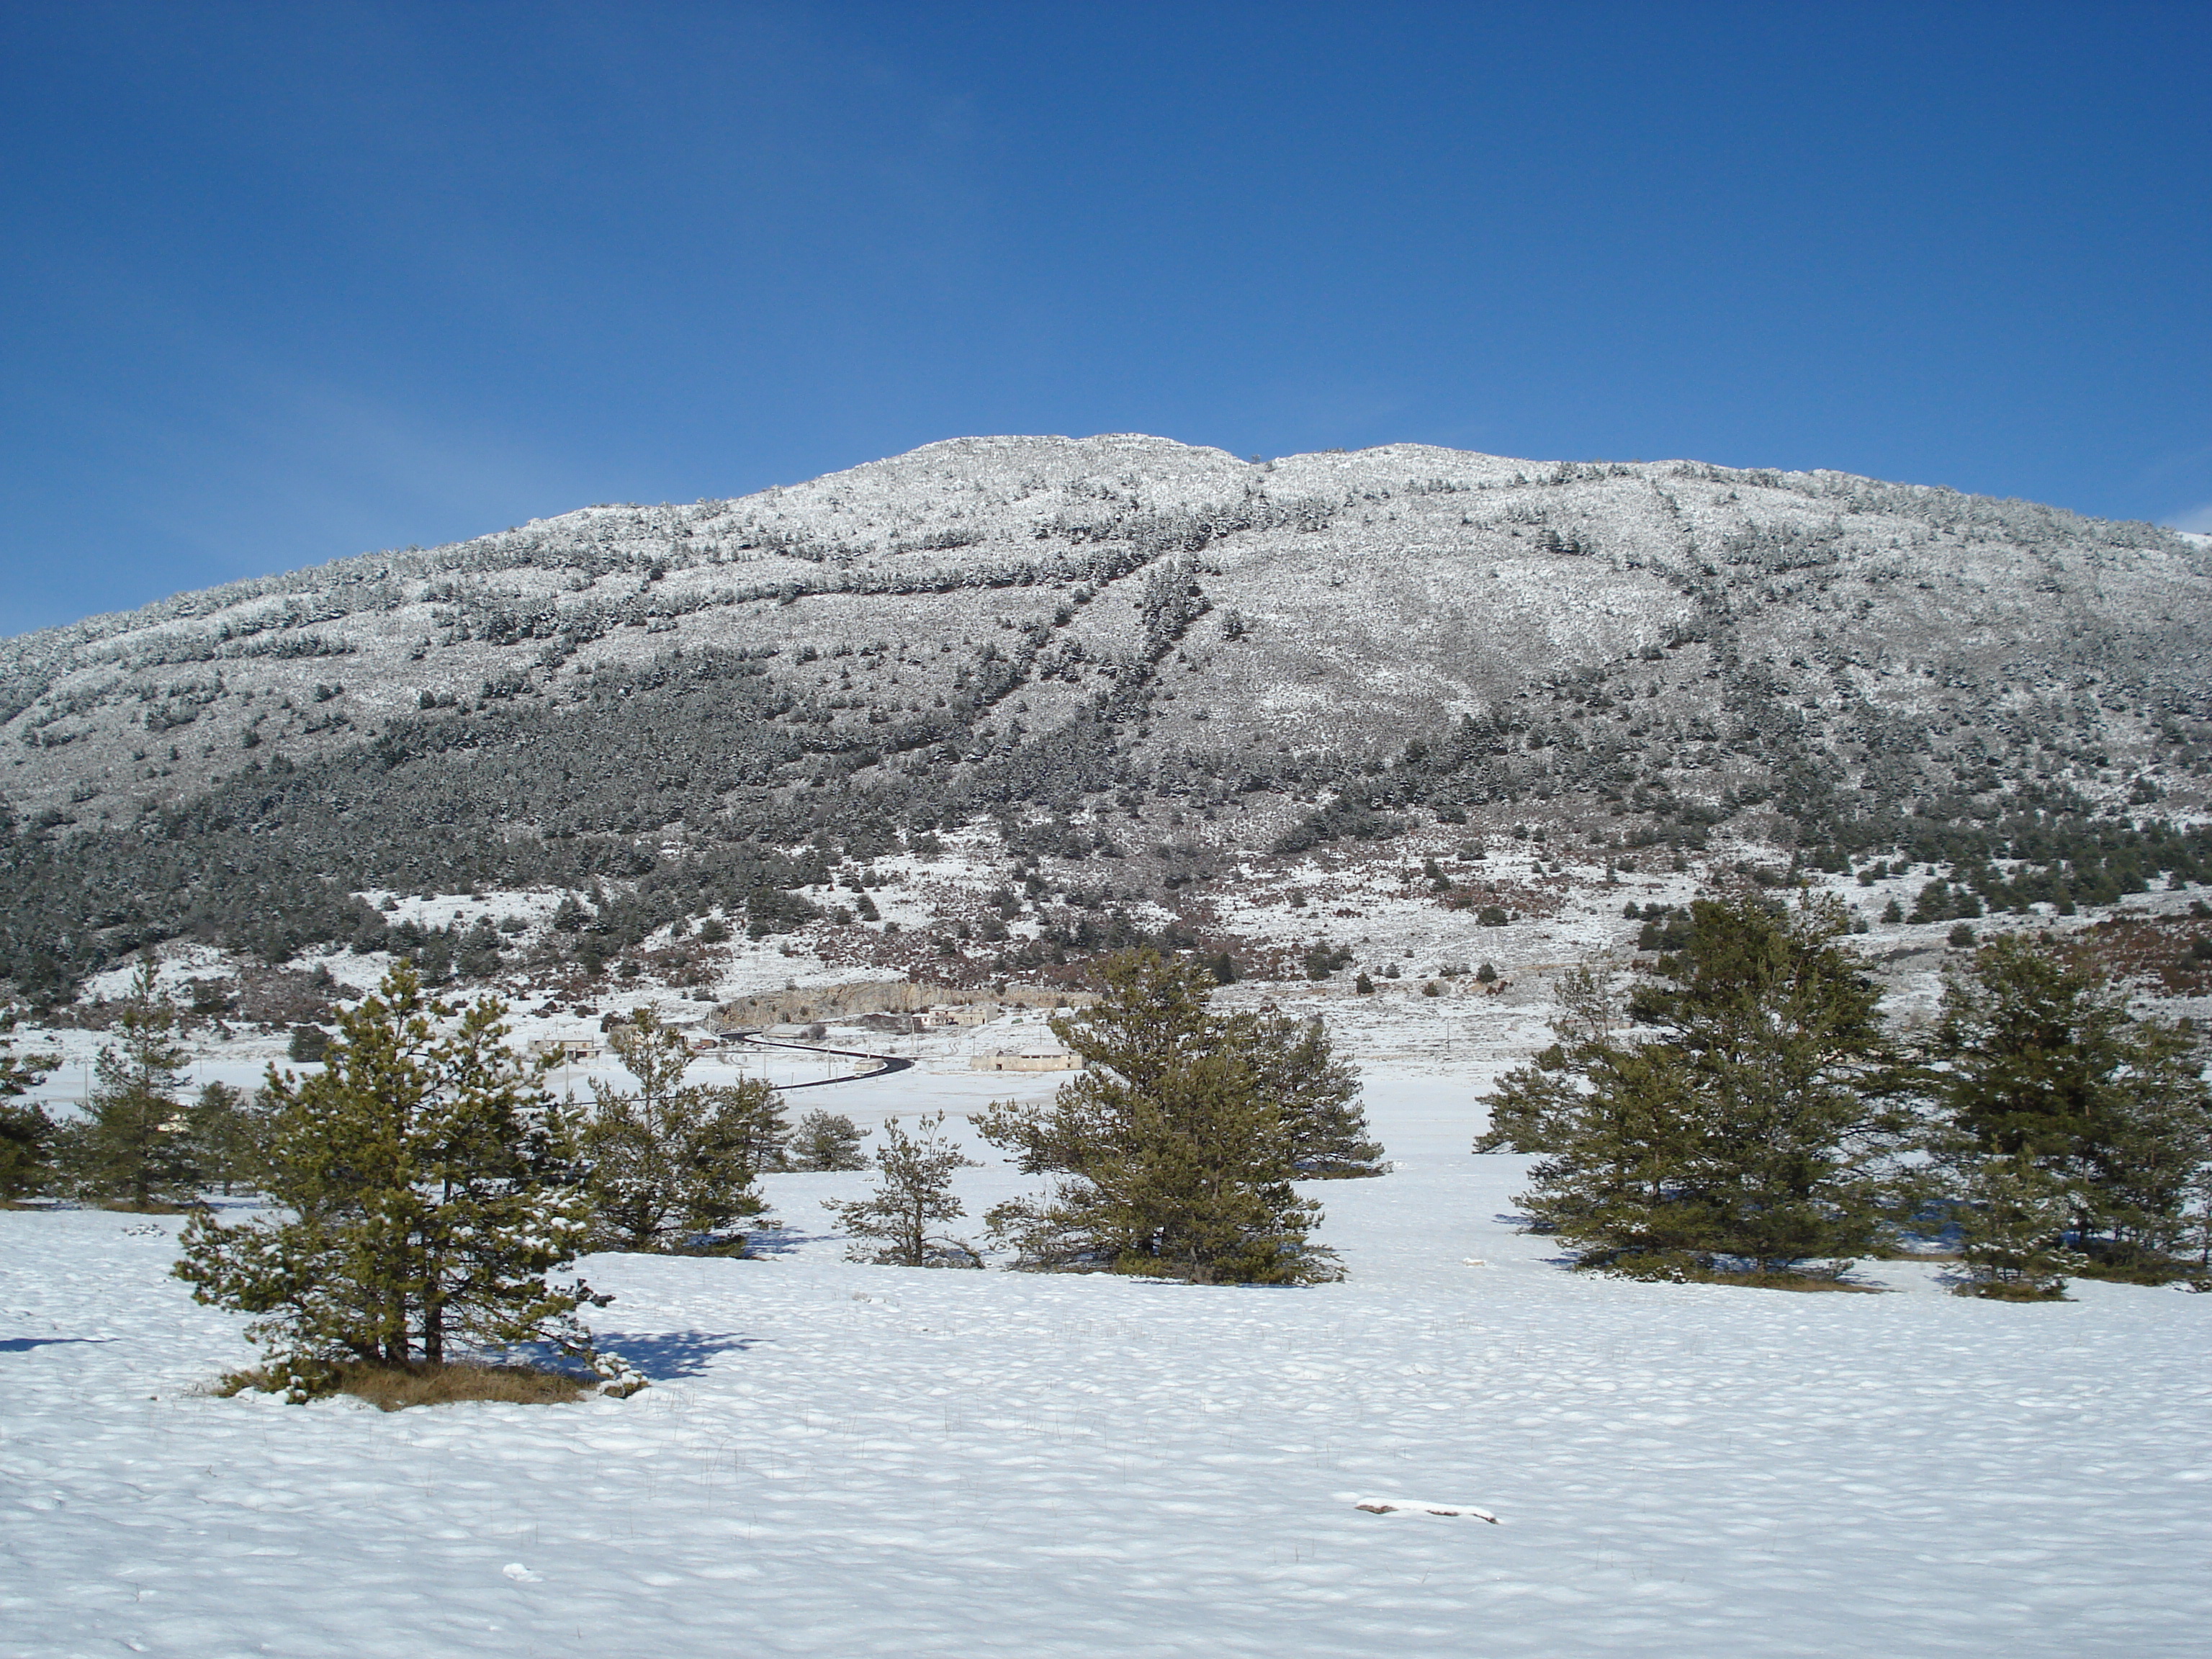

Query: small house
971,1046,1084,1073
923,1005,994,1029
529,1037,601,1062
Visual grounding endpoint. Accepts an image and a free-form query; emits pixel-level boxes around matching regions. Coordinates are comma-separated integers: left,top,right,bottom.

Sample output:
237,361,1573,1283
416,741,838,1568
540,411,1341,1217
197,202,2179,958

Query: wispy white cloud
2168,501,2212,534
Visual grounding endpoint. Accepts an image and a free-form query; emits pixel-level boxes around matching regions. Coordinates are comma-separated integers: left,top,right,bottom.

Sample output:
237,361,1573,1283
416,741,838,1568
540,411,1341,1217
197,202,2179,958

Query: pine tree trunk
132,1102,152,1208
388,1282,410,1365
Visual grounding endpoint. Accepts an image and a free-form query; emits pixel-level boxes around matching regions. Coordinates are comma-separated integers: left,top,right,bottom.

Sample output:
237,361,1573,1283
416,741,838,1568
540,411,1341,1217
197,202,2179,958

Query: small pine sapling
823,1112,983,1267
1935,1148,2084,1299
786,1108,868,1170
56,961,199,1210
186,1082,272,1196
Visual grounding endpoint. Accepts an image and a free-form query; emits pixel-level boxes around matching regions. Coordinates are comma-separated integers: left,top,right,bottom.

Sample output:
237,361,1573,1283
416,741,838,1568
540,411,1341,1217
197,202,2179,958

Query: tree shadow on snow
745,1220,843,1256
0,1336,116,1353
1487,1212,1580,1269
589,1329,760,1380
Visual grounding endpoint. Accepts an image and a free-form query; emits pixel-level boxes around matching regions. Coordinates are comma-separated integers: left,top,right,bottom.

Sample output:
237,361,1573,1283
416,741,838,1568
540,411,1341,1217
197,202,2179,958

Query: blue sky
3,1,2207,634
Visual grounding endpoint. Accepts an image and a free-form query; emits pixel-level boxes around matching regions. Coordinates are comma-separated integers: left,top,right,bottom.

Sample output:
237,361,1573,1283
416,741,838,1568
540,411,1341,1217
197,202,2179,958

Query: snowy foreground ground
6,1067,2212,1659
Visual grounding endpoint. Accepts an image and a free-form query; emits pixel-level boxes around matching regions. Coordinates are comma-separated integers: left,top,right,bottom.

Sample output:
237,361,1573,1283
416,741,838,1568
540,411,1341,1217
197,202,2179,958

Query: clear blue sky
4,1,2207,635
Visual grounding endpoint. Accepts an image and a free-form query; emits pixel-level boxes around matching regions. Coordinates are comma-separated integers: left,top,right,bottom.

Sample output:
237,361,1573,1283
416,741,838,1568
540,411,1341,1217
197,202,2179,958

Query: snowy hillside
4,434,2205,834
0,434,2207,1009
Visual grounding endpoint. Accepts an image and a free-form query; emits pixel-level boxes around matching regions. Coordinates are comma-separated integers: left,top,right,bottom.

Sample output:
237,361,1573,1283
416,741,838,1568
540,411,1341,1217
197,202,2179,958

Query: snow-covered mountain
1,434,2207,996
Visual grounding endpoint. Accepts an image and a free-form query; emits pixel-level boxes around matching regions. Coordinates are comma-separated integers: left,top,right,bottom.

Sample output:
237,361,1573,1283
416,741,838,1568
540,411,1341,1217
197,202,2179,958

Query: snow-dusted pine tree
786,1107,868,1171
1241,1011,1383,1177
1474,958,1628,1155
185,1082,270,1197
1500,896,1912,1282
1927,933,2211,1287
824,1112,982,1267
978,950,1342,1284
1931,1145,2085,1300
174,963,628,1400
583,1010,775,1252
56,961,198,1210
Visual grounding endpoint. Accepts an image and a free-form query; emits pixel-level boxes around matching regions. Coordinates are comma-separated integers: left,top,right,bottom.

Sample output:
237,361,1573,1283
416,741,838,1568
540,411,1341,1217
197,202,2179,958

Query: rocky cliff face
2,434,2207,995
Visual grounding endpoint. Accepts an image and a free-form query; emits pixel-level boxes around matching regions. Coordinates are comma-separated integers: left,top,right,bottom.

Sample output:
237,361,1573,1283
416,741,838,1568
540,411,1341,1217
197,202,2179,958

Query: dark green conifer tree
0,1009,58,1202
1238,1011,1384,1177
582,1010,775,1252
824,1111,982,1266
1924,1144,2083,1299
978,950,1344,1284
1475,958,1628,1154
786,1107,868,1170
1925,933,2211,1288
174,963,626,1399
58,961,199,1209
1490,896,1912,1281
186,1082,271,1197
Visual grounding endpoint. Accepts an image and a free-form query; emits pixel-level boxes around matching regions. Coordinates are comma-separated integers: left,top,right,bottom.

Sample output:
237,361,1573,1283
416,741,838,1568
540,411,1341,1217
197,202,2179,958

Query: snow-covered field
6,1064,2211,1658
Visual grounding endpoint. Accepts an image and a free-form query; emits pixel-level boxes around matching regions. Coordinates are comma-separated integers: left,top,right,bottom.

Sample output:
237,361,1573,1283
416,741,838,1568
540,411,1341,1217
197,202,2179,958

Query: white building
971,1046,1084,1073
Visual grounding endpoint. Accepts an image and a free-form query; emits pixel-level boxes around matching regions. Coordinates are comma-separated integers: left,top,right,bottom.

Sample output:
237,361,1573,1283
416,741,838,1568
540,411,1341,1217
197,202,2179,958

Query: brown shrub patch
1688,1269,1884,1293
215,1360,589,1409
2082,912,2212,996
1953,1280,2072,1303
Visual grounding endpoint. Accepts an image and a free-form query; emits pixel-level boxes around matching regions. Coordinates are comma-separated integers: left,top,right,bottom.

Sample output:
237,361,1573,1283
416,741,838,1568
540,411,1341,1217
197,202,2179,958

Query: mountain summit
2,435,2207,998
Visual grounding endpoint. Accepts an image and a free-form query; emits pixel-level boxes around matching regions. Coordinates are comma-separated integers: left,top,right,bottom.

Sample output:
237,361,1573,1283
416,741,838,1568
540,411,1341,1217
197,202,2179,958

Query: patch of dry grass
340,1362,589,1410
1954,1280,2071,1303
215,1360,590,1408
1689,1269,1885,1293
2085,912,2212,996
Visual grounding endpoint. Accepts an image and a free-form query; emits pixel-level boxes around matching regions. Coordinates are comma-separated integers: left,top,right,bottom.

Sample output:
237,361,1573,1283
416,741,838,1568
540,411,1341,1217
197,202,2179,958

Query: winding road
724,1035,916,1091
